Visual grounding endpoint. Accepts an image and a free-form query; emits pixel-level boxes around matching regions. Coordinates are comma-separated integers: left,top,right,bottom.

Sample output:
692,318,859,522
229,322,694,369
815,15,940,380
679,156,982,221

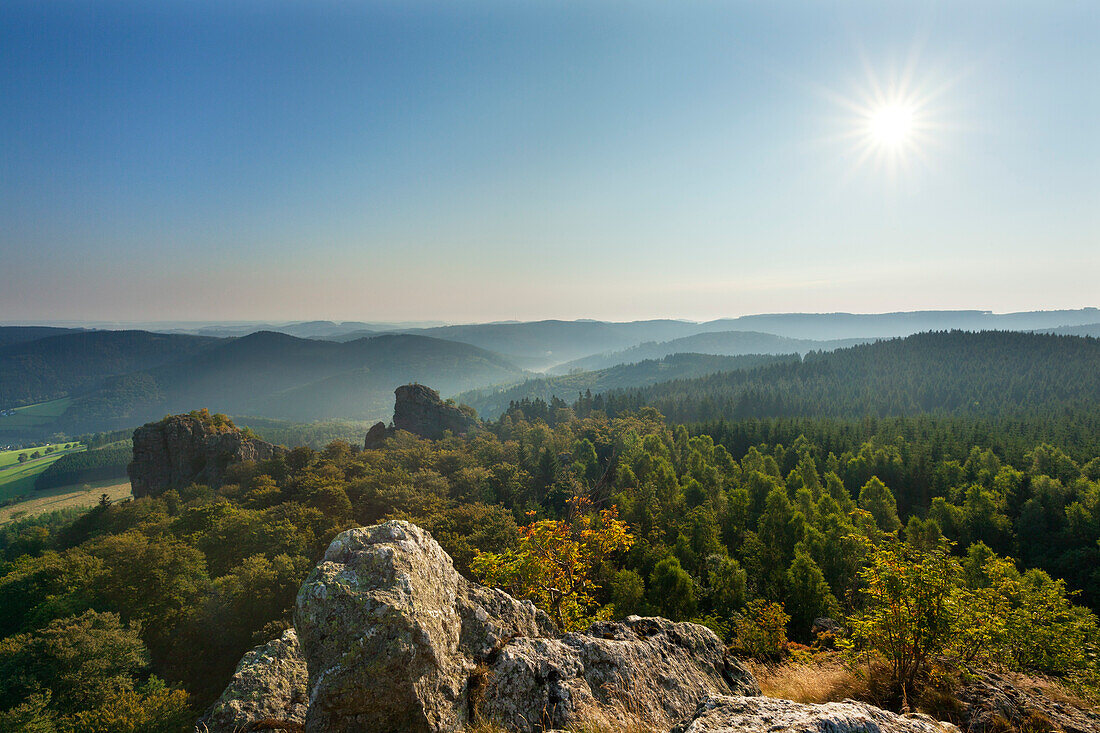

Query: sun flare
867,103,915,147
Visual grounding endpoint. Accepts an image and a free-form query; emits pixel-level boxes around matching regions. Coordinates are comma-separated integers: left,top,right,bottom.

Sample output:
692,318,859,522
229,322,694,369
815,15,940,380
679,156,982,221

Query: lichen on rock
670,695,961,733
199,627,307,733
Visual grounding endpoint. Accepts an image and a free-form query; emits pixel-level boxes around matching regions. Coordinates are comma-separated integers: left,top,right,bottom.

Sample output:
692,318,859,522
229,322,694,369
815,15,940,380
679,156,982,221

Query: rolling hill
455,352,799,419
371,319,705,370
593,330,1100,424
0,326,85,348
58,331,528,430
550,331,871,373
0,330,220,409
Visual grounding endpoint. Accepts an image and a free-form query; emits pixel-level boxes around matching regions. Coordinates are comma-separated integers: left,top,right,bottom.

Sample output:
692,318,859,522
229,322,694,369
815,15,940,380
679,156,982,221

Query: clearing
0,443,86,502
0,478,132,525
0,397,72,431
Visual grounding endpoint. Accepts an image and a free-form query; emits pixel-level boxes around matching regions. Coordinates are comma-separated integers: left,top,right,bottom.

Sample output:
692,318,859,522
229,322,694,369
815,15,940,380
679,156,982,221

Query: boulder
670,695,960,733
129,412,285,497
480,616,759,731
293,521,759,733
956,670,1100,733
392,384,478,440
362,421,389,449
293,521,555,733
199,628,308,733
811,617,843,637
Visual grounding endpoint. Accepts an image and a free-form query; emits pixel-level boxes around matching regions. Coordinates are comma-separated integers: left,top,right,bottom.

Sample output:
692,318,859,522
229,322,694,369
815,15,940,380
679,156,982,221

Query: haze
2,0,1097,322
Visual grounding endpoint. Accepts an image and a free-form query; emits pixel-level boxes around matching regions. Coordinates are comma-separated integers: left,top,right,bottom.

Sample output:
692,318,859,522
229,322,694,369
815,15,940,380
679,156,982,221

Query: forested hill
0,330,220,408
595,331,1100,423
0,326,84,349
459,352,798,419
550,330,869,373
62,331,527,429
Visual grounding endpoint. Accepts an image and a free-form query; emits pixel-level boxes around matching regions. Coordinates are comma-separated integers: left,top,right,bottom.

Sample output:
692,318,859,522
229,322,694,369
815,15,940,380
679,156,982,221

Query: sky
2,0,1097,323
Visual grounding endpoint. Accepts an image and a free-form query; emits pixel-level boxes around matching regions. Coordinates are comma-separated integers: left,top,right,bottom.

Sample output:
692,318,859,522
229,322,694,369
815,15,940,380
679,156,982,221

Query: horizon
3,1,1097,321
5,305,1100,331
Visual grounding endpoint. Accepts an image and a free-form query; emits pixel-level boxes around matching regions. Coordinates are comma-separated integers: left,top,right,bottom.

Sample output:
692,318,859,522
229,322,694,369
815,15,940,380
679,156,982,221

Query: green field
0,397,72,431
0,442,81,469
0,443,85,501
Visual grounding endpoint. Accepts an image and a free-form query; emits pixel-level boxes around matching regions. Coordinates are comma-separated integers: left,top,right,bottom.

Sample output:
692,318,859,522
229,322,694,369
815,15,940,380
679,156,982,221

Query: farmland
0,397,72,432
0,478,131,525
0,442,85,501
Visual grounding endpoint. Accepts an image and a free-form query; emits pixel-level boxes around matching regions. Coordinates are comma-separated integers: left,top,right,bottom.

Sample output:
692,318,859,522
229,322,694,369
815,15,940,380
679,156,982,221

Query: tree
471,503,632,630
858,477,902,532
609,569,645,617
17,453,28,464
649,557,696,620
785,550,838,642
847,536,961,707
706,554,747,616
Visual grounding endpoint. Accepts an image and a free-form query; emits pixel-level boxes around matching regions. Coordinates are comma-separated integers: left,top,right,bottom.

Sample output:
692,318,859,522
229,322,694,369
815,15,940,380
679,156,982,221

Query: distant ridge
592,330,1100,423
550,330,870,374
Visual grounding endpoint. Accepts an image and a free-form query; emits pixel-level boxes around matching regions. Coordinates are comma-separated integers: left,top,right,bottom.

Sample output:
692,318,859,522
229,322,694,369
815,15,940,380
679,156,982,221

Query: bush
732,599,790,661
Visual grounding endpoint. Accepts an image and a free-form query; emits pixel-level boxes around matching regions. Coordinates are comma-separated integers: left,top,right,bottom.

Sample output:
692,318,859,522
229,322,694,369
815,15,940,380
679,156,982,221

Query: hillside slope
458,352,798,419
596,331,1100,423
59,332,526,430
0,330,220,408
551,330,870,373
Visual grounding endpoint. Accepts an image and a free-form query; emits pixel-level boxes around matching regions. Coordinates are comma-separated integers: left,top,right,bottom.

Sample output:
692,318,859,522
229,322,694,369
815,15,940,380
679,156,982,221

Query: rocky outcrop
362,421,389,449
481,616,758,731
294,521,555,733
670,695,959,733
293,521,757,733
129,412,285,497
211,520,967,733
200,628,308,733
393,384,478,440
956,670,1100,733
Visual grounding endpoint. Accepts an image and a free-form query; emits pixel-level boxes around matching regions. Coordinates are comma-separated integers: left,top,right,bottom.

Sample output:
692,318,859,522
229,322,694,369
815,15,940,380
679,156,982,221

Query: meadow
0,478,131,525
0,397,72,432
0,442,85,501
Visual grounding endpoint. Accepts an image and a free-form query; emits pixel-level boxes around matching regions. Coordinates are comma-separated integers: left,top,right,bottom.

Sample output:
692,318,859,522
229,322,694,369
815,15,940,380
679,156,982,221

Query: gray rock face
957,670,1100,733
199,628,308,733
294,521,555,733
293,521,760,733
481,616,759,732
129,413,285,497
392,384,478,440
671,695,960,733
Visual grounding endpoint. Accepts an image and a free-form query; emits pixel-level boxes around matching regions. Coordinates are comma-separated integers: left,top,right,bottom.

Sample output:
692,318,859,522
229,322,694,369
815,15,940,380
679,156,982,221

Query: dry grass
746,657,871,704
0,479,131,524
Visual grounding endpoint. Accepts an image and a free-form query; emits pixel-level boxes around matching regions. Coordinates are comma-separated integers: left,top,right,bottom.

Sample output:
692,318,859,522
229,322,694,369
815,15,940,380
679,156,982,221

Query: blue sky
2,0,1097,322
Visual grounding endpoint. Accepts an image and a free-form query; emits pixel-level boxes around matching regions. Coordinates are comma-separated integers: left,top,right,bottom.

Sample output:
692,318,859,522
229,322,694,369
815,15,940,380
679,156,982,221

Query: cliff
128,410,285,497
392,384,479,439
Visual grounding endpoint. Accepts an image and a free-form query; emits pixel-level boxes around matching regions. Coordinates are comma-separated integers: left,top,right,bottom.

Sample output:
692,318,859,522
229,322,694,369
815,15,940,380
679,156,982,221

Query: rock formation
292,521,756,733
393,384,478,440
200,628,308,732
129,412,285,497
206,519,964,733
956,670,1100,733
362,420,389,449
480,616,758,731
670,695,959,733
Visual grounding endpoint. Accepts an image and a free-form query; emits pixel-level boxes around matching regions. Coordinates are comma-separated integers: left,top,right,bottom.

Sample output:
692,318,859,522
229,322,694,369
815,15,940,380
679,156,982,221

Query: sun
822,51,953,181
867,103,916,148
